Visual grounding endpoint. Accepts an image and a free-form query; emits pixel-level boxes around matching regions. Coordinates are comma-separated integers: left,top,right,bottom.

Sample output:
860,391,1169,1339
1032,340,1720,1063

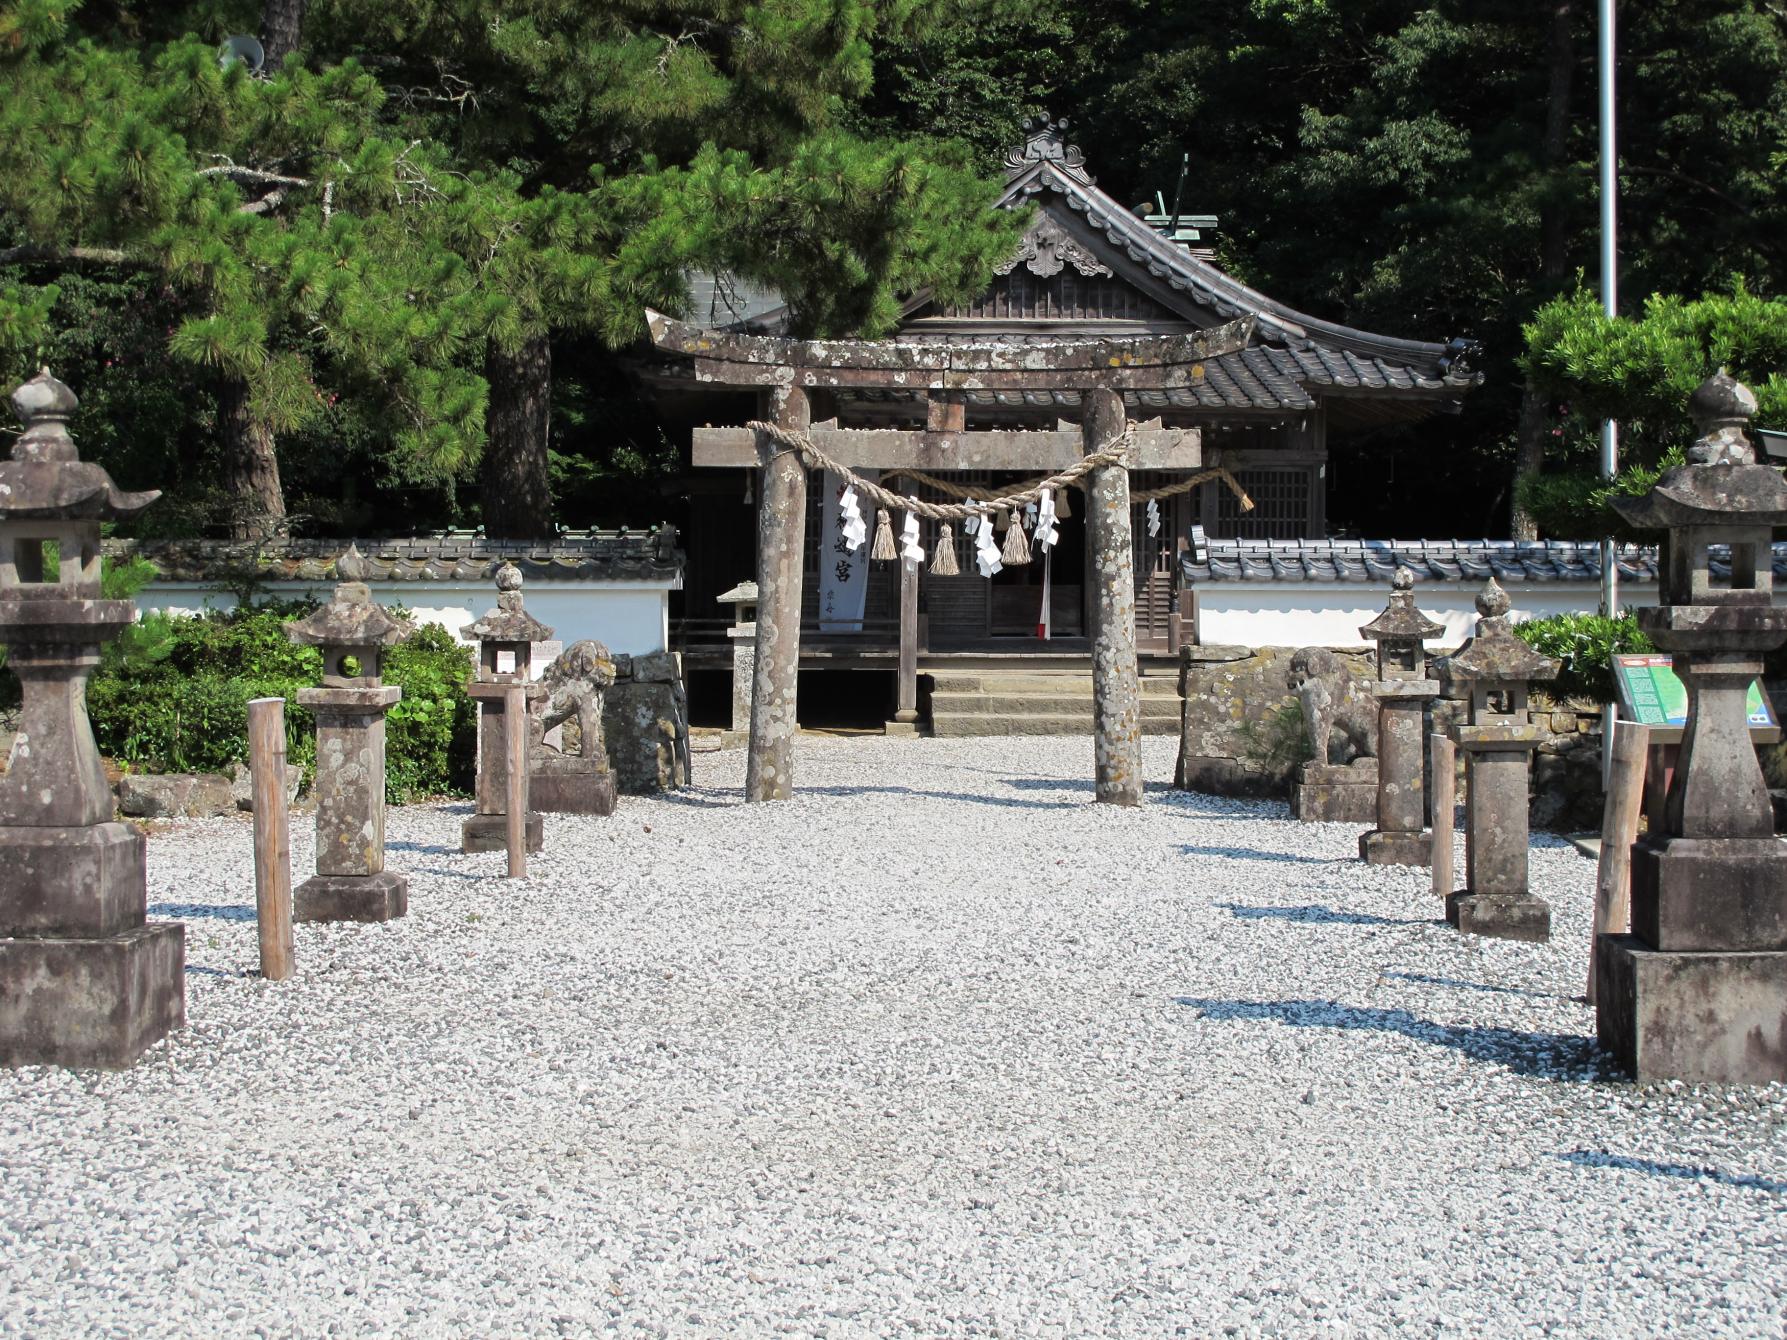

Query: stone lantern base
1595,934,1787,1083
1592,833,1787,1082
0,820,185,1068
1445,891,1551,943
0,924,185,1068
296,870,409,924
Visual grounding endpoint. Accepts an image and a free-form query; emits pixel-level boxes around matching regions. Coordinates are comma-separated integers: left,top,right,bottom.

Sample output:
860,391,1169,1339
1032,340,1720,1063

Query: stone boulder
602,651,691,794
225,760,305,813
117,772,236,819
1175,643,1376,800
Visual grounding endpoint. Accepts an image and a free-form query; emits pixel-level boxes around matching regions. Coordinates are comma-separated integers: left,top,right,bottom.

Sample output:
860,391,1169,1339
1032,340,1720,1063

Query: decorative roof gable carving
994,217,1113,279
1002,116,1092,184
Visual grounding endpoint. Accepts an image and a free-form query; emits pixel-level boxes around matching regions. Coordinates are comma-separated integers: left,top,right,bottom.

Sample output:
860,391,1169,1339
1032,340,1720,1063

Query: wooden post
1083,388,1143,806
504,683,529,879
1430,731,1456,898
1587,721,1649,1003
746,385,810,801
894,556,919,730
247,697,294,981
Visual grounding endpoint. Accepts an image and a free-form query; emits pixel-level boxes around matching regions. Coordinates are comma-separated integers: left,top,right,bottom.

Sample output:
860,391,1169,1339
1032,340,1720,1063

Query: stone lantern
0,371,184,1068
1596,372,1787,1082
461,561,550,853
1439,577,1559,942
1358,567,1444,865
716,579,758,748
285,545,412,922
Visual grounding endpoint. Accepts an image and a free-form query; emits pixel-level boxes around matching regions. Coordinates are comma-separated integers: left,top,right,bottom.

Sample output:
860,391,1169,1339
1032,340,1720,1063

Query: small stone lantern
461,561,551,853
1597,372,1787,1082
0,370,184,1068
716,579,758,748
285,545,412,922
1358,567,1444,865
1438,577,1559,941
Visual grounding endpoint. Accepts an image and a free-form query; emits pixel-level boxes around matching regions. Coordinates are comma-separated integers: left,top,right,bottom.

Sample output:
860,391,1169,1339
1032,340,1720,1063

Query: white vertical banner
819,468,878,632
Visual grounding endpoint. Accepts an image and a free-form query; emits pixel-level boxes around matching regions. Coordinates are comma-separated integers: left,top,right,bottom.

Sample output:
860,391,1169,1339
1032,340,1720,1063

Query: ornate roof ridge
998,142,1476,385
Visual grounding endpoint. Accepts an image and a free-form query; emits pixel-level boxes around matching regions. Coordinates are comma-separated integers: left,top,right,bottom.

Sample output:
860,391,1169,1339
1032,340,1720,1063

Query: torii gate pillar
1084,388,1143,805
746,384,809,802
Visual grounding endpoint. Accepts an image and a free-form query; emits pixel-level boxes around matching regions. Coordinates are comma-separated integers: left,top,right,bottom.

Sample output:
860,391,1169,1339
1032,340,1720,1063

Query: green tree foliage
1518,283,1787,535
1513,610,1653,702
0,0,1024,539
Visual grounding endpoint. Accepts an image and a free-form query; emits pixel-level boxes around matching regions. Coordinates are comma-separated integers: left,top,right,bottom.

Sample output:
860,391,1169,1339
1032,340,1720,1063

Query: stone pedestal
1292,759,1377,823
0,370,183,1069
1360,682,1439,865
466,679,545,852
724,622,755,749
529,753,618,816
1595,934,1787,1082
1448,727,1551,941
296,685,408,922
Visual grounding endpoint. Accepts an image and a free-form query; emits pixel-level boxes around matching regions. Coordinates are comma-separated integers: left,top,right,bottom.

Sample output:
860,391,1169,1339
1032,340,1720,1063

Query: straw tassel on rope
871,508,897,560
1001,512,1032,564
930,522,959,576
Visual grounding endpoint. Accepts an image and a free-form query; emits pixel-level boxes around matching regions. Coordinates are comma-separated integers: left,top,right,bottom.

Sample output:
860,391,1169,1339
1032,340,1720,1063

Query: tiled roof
109,528,685,585
1178,539,1711,585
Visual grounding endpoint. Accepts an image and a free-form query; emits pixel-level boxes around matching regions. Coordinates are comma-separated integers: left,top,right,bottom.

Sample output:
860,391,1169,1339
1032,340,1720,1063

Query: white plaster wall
137,579,672,657
1192,581,1670,650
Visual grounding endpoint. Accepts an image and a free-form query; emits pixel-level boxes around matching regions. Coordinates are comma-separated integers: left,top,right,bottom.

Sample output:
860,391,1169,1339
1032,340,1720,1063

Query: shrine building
639,119,1482,732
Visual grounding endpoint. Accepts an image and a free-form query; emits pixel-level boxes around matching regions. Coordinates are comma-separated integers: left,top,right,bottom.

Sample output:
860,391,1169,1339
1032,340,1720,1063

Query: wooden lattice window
1217,468,1312,540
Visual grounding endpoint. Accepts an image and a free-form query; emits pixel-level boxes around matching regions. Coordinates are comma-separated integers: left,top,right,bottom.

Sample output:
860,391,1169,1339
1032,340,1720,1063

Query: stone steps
925,669,1182,738
930,691,1180,719
931,712,1182,738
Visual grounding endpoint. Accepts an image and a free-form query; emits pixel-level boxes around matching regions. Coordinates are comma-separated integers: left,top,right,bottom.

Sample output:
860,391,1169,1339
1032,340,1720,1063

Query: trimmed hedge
84,601,476,802
1511,612,1654,704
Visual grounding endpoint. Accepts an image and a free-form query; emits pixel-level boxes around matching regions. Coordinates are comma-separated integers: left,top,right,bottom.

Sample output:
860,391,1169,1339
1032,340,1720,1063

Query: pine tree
1,0,1023,539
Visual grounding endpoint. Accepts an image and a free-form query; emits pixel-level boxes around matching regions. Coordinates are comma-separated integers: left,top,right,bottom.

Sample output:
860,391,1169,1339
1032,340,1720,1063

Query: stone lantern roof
461,561,554,643
1441,578,1558,684
0,370,160,520
1359,568,1443,643
285,545,411,649
1613,370,1787,530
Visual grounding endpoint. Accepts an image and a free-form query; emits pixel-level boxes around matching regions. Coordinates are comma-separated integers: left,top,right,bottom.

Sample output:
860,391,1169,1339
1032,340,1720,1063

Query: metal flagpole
1599,0,1621,790
1598,0,1619,618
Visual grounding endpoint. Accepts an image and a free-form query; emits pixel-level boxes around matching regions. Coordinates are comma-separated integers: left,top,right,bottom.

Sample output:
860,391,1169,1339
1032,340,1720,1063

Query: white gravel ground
3,734,1784,1339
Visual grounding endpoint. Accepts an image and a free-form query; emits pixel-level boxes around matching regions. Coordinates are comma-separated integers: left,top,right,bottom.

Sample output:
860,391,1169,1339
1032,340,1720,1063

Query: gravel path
3,735,1784,1338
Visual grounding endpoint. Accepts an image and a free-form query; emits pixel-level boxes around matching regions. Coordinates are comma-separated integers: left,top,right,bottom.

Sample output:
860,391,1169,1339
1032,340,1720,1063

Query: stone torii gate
647,310,1255,805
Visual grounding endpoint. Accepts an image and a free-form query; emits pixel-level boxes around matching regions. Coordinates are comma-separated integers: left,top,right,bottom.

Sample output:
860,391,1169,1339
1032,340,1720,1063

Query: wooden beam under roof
691,423,1202,470
645,309,1255,392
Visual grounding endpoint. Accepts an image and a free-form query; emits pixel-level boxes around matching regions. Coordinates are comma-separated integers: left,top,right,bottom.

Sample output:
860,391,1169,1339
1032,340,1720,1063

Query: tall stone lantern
716,579,758,749
1358,567,1444,865
462,561,550,853
1596,372,1787,1082
0,370,184,1068
1439,577,1559,942
285,545,413,922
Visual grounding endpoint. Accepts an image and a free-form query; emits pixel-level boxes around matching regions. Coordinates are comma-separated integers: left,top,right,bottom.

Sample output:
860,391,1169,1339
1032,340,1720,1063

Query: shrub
1512,612,1654,704
85,600,476,802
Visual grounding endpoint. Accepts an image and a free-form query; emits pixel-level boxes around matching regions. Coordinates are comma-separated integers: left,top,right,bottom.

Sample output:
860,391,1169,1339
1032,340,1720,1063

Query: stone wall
603,651,691,794
1176,643,1608,831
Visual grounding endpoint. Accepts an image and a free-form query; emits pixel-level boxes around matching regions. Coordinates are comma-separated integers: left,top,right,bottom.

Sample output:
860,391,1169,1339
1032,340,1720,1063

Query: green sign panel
1612,653,1776,729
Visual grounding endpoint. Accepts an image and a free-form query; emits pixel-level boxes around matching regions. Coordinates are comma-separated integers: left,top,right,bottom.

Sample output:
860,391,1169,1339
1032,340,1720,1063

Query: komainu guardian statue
531,639,619,817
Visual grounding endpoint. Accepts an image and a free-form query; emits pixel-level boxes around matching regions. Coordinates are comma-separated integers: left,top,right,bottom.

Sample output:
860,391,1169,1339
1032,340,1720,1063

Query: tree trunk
260,0,309,72
481,335,554,539
218,377,287,541
1510,0,1577,541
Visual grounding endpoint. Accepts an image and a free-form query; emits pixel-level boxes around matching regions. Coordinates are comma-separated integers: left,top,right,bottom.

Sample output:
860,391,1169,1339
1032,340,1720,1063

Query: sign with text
1612,653,1776,730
